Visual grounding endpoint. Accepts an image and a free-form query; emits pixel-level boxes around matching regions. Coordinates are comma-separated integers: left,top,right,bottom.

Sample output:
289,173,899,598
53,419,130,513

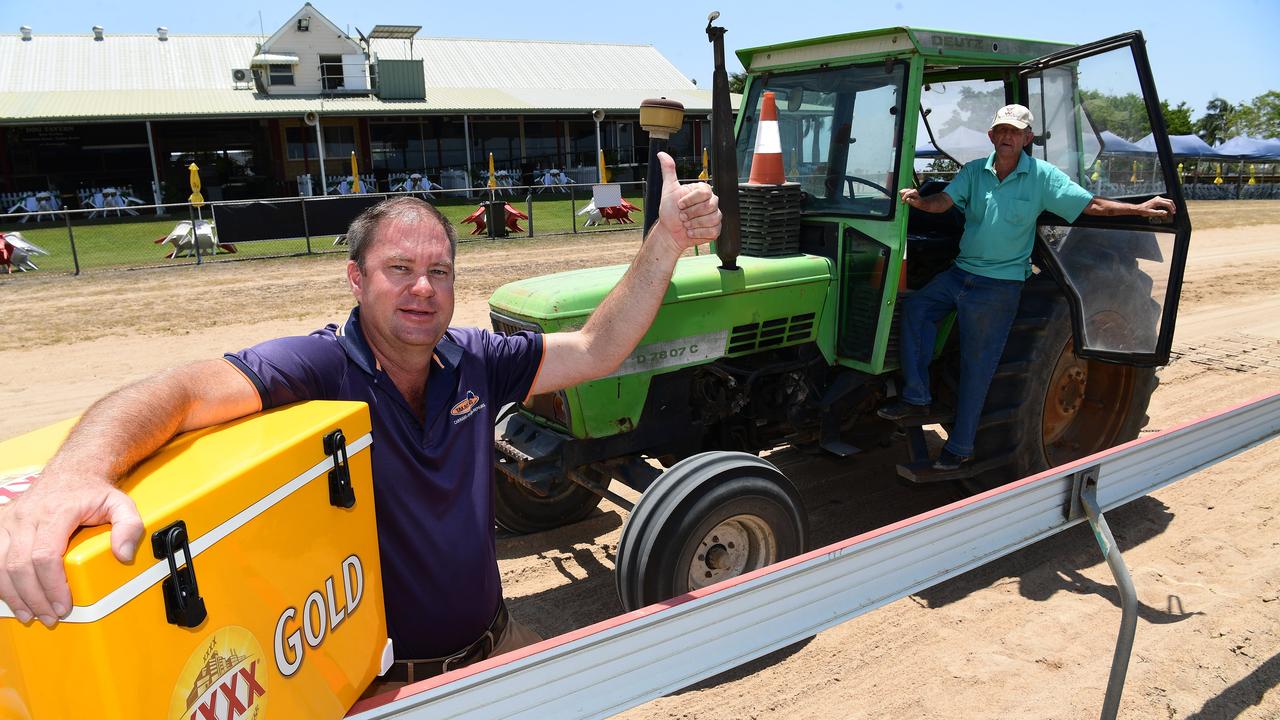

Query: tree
1233,91,1280,138
1160,100,1194,136
728,71,747,95
936,85,1006,136
1080,90,1150,140
1194,98,1236,145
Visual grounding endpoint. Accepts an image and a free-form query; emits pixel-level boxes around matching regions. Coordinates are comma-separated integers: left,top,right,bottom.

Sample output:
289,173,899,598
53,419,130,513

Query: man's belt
382,602,510,684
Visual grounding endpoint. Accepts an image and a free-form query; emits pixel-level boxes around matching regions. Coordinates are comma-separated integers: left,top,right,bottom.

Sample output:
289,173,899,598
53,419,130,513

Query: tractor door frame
1017,31,1191,367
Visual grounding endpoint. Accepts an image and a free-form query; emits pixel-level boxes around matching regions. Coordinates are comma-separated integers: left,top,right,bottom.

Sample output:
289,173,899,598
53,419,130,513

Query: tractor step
887,410,955,427
895,455,1008,484
819,438,862,457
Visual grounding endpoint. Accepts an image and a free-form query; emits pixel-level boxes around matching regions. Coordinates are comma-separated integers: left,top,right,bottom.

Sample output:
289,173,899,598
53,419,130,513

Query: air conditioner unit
231,68,252,85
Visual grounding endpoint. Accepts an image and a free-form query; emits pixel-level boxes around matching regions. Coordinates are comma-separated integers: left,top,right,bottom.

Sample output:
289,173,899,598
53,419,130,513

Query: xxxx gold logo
0,467,40,506
169,626,268,720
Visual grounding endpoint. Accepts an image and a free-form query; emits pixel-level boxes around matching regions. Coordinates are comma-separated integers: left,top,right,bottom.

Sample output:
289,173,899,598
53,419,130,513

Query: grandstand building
0,4,716,201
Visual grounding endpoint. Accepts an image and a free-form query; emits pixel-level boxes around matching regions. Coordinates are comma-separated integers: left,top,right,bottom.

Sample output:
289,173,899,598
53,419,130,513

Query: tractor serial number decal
606,331,729,378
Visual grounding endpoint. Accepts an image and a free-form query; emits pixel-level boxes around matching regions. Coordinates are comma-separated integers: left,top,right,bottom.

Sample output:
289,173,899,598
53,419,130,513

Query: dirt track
2,204,1279,718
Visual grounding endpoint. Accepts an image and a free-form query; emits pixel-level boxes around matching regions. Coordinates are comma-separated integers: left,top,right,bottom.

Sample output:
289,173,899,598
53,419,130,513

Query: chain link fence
0,181,649,276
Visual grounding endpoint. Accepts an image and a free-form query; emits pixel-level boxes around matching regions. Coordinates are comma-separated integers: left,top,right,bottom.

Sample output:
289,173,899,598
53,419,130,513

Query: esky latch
325,429,356,508
151,520,207,628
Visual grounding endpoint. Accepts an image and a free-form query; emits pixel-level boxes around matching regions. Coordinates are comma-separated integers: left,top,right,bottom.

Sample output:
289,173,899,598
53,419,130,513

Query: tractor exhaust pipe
706,11,741,271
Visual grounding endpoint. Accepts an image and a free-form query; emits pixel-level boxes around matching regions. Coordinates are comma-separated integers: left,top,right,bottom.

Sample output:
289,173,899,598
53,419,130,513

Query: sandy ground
1,205,1278,718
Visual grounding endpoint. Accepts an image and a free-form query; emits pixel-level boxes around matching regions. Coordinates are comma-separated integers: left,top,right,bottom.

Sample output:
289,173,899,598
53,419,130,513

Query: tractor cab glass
736,63,908,218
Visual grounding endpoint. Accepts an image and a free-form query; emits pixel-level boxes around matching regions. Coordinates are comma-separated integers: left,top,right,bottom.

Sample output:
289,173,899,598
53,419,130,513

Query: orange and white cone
748,91,786,185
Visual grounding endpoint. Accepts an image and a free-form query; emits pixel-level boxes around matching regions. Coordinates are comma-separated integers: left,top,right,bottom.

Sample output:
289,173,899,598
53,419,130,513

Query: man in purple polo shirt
0,152,720,690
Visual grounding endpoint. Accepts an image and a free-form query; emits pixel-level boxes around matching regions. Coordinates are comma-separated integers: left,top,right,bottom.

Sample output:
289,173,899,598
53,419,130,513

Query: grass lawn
0,190,645,274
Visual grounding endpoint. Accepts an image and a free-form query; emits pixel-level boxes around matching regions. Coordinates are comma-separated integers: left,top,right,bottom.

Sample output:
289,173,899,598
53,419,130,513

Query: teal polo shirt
944,151,1093,280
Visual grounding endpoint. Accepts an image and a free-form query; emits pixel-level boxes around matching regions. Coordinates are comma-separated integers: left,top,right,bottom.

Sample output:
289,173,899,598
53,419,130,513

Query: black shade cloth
212,195,385,242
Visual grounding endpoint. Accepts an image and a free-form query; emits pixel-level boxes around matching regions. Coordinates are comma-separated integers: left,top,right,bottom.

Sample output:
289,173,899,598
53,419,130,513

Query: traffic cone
748,91,786,185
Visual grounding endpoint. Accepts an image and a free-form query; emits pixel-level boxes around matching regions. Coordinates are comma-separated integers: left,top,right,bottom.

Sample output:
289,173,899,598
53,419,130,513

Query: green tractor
489,16,1191,611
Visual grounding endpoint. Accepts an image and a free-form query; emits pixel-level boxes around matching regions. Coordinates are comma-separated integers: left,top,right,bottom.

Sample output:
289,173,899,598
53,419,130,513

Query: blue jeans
899,266,1023,457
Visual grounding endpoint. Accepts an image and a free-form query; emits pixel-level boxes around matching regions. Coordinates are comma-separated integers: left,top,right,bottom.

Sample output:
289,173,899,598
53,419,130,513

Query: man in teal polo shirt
878,104,1175,471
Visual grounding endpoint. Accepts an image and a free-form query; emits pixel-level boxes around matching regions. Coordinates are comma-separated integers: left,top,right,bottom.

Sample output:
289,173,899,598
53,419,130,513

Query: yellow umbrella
187,163,208,255
350,151,362,194
188,163,204,207
598,149,608,183
488,153,497,190
699,147,709,181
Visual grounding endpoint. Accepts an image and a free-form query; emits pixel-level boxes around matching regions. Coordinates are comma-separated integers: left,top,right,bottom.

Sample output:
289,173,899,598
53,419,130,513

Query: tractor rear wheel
963,275,1158,493
615,452,807,611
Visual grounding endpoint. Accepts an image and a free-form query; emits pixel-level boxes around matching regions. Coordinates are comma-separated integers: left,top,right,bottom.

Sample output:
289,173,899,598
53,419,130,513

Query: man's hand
0,475,142,626
655,151,720,252
899,186,954,214
1137,196,1176,218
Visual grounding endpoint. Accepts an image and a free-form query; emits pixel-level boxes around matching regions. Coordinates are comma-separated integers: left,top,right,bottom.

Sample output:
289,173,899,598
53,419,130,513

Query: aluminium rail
348,391,1280,720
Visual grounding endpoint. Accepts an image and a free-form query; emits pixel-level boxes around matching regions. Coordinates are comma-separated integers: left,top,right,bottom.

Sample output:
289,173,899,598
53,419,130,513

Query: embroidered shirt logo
450,390,486,424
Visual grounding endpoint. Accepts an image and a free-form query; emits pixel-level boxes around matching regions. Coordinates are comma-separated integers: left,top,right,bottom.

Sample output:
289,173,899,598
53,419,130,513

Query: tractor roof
737,27,1071,74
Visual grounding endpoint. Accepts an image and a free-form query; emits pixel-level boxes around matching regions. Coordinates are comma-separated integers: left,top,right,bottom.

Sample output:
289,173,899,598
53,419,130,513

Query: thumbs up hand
655,152,721,252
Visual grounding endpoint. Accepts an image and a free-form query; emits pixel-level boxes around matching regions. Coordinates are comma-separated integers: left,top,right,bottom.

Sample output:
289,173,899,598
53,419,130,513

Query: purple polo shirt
224,307,544,659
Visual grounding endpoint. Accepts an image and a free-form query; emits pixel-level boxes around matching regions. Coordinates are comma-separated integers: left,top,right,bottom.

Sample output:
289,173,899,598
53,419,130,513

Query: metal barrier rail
348,391,1280,720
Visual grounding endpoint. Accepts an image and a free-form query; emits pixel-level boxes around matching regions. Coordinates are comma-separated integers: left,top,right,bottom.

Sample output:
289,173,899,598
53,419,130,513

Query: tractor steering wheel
844,175,892,198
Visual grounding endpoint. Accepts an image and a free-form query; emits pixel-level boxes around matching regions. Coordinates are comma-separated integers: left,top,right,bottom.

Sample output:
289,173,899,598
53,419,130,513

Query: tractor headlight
489,311,571,429
526,390,572,430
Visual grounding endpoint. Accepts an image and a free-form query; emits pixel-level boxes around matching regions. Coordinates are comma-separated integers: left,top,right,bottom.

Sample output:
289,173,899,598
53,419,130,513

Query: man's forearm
1083,195,1174,218
1083,197,1131,216
577,228,684,372
900,190,954,214
40,358,258,488
41,370,201,487
916,193,953,213
529,151,719,395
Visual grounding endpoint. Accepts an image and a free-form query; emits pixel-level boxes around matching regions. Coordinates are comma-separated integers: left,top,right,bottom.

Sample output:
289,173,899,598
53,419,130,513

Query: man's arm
899,187,955,214
0,359,260,626
528,152,721,395
1082,195,1176,218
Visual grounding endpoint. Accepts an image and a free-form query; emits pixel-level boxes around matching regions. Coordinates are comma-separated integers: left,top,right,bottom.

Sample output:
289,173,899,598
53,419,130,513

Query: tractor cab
732,28,1190,372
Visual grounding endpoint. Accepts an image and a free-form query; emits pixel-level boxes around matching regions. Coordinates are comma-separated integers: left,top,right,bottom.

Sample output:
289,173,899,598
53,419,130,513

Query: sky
3,0,1275,120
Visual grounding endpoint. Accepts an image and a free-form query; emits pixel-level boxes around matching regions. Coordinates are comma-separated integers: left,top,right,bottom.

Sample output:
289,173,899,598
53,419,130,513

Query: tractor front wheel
615,451,807,611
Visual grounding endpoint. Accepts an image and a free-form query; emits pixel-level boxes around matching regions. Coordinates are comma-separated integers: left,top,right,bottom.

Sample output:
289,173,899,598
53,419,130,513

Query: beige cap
990,104,1034,130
